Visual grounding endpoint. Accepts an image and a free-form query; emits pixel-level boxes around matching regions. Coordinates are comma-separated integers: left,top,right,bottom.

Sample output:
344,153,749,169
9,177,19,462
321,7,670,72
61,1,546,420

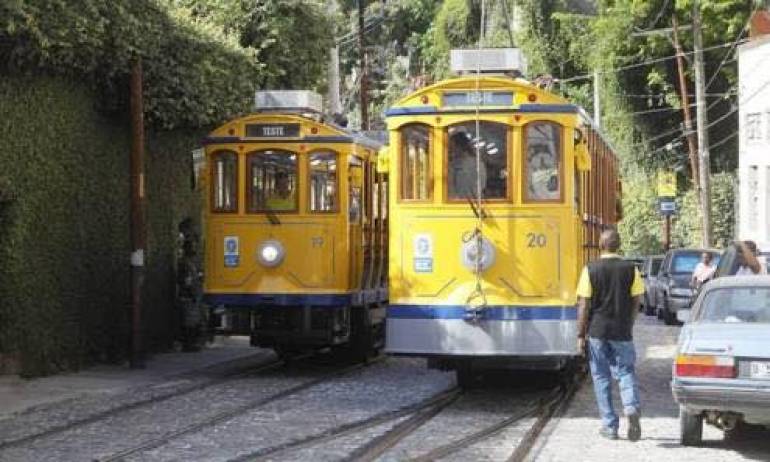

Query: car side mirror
677,309,691,323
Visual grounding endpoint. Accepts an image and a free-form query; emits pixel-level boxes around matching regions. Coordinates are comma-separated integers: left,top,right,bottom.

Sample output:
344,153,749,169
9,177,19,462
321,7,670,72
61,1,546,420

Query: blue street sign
659,198,677,216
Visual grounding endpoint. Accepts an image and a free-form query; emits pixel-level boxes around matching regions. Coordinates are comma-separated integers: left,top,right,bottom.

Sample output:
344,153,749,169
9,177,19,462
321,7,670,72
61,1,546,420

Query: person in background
449,131,486,198
736,240,766,275
691,252,716,288
576,228,644,442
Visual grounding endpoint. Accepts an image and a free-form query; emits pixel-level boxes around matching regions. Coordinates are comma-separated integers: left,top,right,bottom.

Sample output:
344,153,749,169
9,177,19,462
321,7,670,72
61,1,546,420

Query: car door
656,253,672,309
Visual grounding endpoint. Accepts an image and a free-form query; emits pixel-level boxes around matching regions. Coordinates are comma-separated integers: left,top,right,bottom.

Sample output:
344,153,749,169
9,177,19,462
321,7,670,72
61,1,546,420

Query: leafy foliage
0,75,205,376
0,0,336,129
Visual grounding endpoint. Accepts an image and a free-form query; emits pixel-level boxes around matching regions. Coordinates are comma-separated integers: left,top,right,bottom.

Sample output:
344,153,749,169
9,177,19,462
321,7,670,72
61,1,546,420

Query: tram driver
265,170,296,210
449,131,487,199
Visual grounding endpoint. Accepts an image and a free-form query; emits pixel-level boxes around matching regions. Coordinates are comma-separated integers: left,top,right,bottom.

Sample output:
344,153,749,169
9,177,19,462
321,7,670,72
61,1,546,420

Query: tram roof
203,112,384,150
387,75,618,158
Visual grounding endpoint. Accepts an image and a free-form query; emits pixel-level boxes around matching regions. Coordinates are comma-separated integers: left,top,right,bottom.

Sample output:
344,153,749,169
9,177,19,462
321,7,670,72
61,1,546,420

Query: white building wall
738,36,770,250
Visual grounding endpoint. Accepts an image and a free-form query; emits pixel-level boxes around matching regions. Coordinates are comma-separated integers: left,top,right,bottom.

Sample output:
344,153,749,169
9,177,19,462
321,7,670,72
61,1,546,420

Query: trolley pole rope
466,0,488,317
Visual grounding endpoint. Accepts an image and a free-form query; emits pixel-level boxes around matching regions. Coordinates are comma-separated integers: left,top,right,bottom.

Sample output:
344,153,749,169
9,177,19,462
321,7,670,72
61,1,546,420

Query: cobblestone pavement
3,317,767,461
530,315,770,462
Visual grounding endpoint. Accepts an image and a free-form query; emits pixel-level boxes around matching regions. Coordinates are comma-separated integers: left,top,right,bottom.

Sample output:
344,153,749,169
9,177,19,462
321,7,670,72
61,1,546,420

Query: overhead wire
705,4,761,91
635,77,770,162
559,39,748,83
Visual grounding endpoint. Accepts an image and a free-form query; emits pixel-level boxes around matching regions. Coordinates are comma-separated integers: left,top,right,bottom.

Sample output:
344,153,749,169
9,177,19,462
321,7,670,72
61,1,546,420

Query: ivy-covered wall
0,74,203,376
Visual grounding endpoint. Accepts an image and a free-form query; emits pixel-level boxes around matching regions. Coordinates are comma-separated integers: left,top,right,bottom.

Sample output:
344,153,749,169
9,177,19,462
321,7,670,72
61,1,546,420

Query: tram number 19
526,232,547,248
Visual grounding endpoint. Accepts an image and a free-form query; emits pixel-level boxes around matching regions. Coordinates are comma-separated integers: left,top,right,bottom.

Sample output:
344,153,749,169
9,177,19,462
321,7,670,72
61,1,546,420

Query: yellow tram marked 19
201,91,388,358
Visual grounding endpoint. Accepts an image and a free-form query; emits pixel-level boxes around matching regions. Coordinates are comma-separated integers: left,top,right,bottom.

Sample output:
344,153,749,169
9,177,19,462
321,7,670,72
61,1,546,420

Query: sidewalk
530,317,770,461
0,336,265,419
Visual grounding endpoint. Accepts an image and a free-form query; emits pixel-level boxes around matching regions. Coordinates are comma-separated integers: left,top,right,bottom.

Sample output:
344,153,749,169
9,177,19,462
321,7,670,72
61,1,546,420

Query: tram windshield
247,150,298,212
446,122,508,200
212,151,237,212
525,122,561,202
309,151,338,212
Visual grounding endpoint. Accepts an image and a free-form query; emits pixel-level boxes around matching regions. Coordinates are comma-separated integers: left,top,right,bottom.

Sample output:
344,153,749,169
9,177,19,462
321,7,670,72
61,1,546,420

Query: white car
671,276,770,445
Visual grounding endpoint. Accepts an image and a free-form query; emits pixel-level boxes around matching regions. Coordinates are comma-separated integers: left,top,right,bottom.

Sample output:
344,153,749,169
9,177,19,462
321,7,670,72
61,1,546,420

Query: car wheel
680,407,703,446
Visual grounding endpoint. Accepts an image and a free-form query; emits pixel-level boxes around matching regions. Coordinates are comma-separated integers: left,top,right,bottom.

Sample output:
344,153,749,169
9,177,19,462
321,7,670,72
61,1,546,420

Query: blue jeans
587,337,641,432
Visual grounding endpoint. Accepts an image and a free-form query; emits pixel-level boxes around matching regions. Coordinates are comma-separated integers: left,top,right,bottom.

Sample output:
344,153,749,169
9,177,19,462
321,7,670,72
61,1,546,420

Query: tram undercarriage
217,304,385,357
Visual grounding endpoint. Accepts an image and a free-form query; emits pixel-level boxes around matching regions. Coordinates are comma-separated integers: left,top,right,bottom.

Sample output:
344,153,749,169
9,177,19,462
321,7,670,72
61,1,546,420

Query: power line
635,78,769,162
705,4,762,91
708,131,738,151
621,91,734,98
560,39,748,83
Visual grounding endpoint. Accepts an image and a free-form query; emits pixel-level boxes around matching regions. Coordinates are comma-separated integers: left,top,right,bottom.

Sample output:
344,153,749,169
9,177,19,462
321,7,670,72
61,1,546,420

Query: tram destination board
442,91,514,107
245,123,301,138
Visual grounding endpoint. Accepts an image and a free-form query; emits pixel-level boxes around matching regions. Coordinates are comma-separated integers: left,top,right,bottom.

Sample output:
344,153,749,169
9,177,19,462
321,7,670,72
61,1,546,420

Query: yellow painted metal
657,170,677,198
202,113,380,298
387,76,602,309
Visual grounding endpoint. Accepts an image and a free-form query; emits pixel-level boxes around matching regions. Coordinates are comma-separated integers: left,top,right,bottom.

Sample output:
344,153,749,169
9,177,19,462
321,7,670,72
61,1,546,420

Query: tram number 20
526,232,547,248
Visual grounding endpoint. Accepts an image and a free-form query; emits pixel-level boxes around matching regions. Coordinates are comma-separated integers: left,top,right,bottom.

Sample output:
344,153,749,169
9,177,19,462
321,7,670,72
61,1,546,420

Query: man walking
576,228,644,441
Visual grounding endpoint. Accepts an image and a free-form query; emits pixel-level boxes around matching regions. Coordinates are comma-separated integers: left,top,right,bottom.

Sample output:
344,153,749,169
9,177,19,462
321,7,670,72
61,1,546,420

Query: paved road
531,315,770,461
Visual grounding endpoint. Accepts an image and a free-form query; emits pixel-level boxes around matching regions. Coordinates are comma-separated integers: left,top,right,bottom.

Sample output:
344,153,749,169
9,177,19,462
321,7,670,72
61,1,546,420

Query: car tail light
675,355,736,378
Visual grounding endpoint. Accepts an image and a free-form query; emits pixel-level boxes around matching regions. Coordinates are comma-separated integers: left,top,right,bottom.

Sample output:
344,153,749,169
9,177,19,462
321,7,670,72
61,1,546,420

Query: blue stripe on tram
387,305,578,321
204,293,352,307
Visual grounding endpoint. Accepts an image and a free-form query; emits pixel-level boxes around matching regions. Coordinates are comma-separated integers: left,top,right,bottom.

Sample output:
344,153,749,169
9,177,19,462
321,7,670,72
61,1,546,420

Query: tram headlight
460,236,496,273
257,240,285,267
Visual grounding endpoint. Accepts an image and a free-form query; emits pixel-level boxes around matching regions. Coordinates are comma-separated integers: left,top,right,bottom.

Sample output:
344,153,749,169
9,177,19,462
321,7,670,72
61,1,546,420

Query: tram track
97,356,385,462
0,352,283,451
343,369,583,462
236,387,461,462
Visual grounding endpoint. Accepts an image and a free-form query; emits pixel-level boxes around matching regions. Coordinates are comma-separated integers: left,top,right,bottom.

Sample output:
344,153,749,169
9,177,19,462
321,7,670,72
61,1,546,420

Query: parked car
655,248,720,325
641,255,664,316
671,276,770,446
712,241,770,279
624,256,645,272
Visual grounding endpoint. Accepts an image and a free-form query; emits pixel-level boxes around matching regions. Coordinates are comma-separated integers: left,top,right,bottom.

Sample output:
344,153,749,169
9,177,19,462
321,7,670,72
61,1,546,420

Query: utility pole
327,1,342,117
693,0,712,246
129,58,146,369
328,46,342,116
672,16,701,206
593,70,601,128
357,0,369,130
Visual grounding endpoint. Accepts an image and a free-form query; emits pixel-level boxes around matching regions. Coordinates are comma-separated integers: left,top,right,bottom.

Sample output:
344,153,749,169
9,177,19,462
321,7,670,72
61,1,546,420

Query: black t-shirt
587,257,636,341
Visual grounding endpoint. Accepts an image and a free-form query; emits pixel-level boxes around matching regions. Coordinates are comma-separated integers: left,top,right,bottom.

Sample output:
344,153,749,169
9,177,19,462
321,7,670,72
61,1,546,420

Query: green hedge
0,75,203,376
0,0,259,129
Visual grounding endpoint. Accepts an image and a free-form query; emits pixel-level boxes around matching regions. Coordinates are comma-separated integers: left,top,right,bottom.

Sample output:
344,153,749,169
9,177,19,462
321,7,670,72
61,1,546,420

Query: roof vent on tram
254,90,323,116
450,48,527,78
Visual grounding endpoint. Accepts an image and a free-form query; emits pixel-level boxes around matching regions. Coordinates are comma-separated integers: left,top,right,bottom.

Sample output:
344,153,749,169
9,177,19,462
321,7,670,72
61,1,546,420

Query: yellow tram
383,50,620,383
202,91,388,357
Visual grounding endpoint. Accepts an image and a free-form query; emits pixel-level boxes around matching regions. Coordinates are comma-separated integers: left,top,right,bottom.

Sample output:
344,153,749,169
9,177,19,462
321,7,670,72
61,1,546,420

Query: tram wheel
455,362,477,389
347,305,376,363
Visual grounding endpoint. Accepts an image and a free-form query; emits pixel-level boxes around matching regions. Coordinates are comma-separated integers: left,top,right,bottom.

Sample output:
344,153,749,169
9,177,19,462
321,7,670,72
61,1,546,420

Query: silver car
672,276,770,446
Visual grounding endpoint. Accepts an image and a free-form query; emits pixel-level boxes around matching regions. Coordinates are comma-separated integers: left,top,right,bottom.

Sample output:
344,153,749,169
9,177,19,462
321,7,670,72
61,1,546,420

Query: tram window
400,124,431,201
211,151,238,212
446,122,508,200
309,151,337,212
247,150,298,212
524,122,562,202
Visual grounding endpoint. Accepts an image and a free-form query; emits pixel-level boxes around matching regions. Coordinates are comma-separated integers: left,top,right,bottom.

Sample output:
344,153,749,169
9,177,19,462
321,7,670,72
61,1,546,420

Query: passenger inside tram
447,123,507,200
448,131,486,199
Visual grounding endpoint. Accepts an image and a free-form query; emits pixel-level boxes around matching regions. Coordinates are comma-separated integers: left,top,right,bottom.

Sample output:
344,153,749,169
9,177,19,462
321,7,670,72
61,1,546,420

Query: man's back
586,257,636,341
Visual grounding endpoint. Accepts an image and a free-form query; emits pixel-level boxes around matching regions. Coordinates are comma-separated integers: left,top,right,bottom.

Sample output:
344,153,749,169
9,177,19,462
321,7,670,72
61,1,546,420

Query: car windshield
699,287,770,323
671,253,702,273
